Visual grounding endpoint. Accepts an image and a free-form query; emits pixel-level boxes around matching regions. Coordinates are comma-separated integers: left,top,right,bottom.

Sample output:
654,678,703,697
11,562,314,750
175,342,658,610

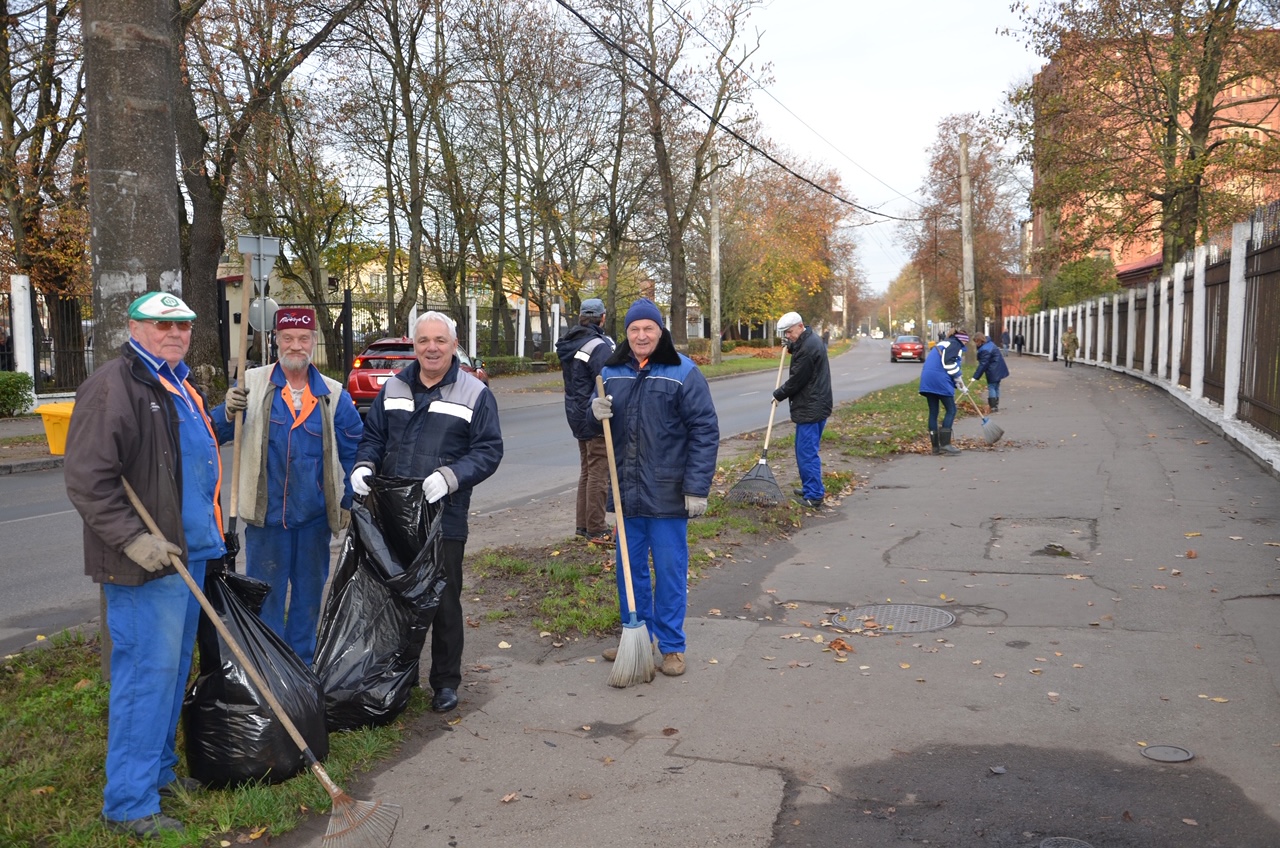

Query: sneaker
793,495,823,509
660,652,685,676
793,488,805,497
101,813,184,838
587,531,615,547
601,646,617,662
158,776,202,799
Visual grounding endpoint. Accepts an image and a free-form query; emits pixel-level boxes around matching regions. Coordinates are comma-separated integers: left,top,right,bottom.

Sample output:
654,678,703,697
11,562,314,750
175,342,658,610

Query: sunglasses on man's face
145,320,194,332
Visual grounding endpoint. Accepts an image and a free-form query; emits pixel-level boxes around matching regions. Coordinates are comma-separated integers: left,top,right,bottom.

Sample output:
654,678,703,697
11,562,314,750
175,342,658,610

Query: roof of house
1115,250,1163,286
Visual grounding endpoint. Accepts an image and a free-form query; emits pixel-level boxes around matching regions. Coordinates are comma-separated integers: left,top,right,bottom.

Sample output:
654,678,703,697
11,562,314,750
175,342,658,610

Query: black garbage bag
313,476,446,731
184,566,329,788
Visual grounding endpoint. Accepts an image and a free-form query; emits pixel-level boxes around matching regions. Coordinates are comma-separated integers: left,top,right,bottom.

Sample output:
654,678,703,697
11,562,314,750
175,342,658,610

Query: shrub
686,338,710,356
482,355,535,377
0,372,35,417
721,341,737,353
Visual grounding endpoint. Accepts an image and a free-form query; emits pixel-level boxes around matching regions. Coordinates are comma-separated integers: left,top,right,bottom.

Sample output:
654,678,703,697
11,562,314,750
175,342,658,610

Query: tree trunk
82,0,183,365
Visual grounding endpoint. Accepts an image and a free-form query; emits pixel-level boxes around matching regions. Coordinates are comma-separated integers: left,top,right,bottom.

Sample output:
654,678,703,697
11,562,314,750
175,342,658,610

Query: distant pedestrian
64,291,223,838
554,298,615,545
1001,328,1011,352
821,328,831,348
0,325,12,370
774,311,833,508
591,298,718,677
1061,326,1079,368
972,332,1010,413
1015,332,1025,356
919,327,968,456
211,307,364,665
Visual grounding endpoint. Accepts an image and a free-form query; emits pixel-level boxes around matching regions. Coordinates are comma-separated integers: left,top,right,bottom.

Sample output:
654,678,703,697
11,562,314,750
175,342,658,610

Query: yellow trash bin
37,401,75,456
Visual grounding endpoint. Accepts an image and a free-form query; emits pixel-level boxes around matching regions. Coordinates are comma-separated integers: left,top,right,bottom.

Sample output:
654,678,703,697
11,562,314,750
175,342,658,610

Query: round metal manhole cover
1141,744,1194,763
1040,839,1095,848
833,603,955,633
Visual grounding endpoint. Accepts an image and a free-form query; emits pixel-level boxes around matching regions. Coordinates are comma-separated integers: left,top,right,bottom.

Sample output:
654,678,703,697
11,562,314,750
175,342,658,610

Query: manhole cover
833,604,955,633
1040,839,1094,848
1141,744,1194,763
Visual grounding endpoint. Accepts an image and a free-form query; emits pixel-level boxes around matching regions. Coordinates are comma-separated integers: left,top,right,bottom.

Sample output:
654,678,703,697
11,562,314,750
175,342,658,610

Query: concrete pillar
1189,246,1207,400
9,275,36,403
1143,281,1156,375
1157,274,1170,381
1125,287,1137,370
467,297,478,359
1222,222,1251,419
1170,261,1187,387
1110,293,1121,366
550,303,562,348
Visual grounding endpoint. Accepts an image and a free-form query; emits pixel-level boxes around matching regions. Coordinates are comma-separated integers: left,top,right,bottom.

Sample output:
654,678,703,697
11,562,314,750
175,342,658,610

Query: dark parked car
346,337,489,414
890,334,925,363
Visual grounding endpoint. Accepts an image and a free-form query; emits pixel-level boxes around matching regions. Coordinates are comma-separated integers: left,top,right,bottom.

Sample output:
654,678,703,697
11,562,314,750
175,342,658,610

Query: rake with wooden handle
121,479,400,848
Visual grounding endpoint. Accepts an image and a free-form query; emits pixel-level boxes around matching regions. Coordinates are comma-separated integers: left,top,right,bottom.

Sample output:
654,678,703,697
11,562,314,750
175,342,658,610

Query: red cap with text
275,307,316,331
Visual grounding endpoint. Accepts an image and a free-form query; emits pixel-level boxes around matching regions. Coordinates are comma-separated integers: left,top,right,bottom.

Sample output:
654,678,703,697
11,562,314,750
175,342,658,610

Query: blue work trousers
794,420,827,500
244,521,331,666
925,394,958,431
614,516,689,654
101,559,207,822
987,380,1002,401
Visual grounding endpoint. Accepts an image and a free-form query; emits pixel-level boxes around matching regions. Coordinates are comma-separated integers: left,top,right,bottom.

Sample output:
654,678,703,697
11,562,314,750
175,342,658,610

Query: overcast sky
745,1,1046,293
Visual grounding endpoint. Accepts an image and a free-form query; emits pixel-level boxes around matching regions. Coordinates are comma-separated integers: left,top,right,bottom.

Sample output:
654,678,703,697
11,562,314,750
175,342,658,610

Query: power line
657,0,923,210
552,0,926,223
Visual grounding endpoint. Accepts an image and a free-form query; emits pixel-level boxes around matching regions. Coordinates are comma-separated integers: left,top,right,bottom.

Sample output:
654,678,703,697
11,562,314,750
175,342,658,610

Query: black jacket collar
605,327,682,368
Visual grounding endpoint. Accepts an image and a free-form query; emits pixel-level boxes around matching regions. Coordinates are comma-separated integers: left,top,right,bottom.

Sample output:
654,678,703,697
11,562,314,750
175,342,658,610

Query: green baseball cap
128,291,196,322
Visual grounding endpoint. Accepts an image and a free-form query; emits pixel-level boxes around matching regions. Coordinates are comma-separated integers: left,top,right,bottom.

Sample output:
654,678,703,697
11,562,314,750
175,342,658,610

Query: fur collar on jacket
604,327,682,368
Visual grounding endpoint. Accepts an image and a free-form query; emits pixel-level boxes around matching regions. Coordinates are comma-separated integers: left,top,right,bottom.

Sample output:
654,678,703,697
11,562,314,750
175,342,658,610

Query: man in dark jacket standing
65,291,225,838
591,298,719,677
351,311,503,713
774,311,833,508
554,298,615,544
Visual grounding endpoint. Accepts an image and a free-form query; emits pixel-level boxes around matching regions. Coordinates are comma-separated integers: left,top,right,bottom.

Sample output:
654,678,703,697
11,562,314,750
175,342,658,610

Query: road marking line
0,509,77,525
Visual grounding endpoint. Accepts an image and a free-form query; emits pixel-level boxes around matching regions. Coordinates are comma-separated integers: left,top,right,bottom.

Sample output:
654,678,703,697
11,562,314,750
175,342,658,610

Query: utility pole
920,275,927,337
959,132,977,361
709,155,722,365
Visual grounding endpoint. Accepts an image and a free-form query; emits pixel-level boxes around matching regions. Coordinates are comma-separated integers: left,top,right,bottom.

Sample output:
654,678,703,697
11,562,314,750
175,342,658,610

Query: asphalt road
0,339,913,655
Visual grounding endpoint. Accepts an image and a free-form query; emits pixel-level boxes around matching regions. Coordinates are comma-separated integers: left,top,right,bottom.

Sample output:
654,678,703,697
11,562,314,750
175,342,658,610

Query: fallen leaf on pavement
662,727,679,735
501,793,519,803
899,662,911,669
1183,818,1199,826
1186,550,1198,558
1185,532,1202,537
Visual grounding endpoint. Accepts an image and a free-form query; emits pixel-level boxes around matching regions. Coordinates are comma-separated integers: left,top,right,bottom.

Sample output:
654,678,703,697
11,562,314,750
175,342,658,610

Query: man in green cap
65,290,226,838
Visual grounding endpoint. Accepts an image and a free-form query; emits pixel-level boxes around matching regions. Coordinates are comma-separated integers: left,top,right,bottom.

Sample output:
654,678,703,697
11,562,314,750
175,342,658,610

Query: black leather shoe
793,495,824,509
793,488,805,497
158,776,202,799
101,813,184,838
431,687,458,712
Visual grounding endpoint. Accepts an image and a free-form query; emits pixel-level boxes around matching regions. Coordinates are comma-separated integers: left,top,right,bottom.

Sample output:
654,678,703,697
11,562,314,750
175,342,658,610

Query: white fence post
1143,281,1156,375
1157,273,1170,381
467,297,477,360
1189,245,1207,400
1170,261,1186,385
1222,222,1251,420
10,275,36,407
1125,287,1137,370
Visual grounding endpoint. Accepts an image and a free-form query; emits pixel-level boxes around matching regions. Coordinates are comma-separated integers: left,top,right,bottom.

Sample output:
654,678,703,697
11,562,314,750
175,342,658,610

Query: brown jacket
65,344,213,586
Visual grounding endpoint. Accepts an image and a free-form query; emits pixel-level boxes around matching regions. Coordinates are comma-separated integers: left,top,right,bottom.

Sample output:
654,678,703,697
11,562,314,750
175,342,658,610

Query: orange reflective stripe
281,384,318,431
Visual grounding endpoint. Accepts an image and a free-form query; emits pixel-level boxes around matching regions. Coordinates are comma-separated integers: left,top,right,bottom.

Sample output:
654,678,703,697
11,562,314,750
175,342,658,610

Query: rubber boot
929,430,941,455
989,397,999,413
939,427,962,455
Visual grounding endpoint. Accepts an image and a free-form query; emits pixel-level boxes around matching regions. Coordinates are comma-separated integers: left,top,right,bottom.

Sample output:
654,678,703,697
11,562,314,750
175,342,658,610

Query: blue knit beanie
624,298,664,329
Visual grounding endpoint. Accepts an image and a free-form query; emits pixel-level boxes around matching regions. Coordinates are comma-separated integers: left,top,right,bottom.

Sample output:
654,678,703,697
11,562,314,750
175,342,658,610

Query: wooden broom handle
229,255,254,523
596,376,640,617
762,345,787,454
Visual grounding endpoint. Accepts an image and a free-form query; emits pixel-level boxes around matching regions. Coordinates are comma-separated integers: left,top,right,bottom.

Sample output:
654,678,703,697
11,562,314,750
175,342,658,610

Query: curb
0,456,64,475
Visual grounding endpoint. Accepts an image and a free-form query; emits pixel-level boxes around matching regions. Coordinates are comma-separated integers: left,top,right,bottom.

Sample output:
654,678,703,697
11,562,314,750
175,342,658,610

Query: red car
346,337,490,414
890,334,925,363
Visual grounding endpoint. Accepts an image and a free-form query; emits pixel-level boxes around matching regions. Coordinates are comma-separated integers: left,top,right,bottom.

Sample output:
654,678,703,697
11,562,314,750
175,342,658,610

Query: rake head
726,459,783,506
324,794,401,848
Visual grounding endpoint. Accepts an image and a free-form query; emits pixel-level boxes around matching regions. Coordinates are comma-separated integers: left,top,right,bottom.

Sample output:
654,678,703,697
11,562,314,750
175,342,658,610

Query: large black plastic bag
184,566,329,788
313,476,445,731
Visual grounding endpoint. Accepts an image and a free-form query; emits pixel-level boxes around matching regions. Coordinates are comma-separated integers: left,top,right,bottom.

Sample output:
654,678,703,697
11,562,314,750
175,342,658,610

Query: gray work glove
591,394,613,421
350,466,373,497
123,533,182,573
685,495,709,518
225,386,249,414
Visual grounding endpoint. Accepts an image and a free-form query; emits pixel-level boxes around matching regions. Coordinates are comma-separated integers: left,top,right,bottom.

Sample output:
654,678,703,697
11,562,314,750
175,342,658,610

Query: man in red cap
212,306,363,664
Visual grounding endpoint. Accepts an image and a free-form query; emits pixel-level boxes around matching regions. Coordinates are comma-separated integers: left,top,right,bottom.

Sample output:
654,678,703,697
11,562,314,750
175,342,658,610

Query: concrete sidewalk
279,356,1280,847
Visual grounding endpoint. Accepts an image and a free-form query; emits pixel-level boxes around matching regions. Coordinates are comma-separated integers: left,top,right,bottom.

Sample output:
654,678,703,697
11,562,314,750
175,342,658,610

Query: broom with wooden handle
595,376,656,688
121,479,401,848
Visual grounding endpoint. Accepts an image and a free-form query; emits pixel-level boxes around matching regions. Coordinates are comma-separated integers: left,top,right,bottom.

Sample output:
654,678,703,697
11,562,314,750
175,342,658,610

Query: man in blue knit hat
590,298,719,676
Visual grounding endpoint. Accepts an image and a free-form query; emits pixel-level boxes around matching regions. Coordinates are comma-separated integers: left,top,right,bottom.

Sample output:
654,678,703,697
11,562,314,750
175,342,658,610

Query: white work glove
123,533,182,573
605,512,617,529
422,471,449,504
591,394,613,421
225,386,249,414
954,378,965,391
350,466,373,497
685,495,709,518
